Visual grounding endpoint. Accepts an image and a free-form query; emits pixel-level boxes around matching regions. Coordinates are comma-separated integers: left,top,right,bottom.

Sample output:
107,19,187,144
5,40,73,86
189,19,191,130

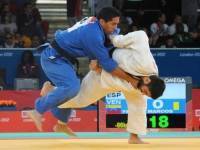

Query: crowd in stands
0,0,47,48
119,9,200,48
0,0,199,49
16,50,40,79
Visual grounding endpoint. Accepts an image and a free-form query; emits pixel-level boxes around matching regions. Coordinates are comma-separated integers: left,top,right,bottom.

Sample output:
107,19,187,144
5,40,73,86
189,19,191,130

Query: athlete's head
97,7,120,34
138,75,166,99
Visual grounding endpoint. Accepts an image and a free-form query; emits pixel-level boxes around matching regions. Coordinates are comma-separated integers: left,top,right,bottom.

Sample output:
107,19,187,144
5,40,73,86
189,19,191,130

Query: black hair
148,75,166,99
97,7,121,22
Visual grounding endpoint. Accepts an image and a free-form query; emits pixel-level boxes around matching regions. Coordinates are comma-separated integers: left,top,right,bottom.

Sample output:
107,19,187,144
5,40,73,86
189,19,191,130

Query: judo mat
0,132,200,150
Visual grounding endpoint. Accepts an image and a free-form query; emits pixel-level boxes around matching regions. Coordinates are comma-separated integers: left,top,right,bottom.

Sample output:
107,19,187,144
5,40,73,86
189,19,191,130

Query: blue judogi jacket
54,20,118,72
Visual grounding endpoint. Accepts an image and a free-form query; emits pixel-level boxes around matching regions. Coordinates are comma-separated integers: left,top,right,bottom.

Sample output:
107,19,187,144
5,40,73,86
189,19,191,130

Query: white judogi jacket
59,31,158,135
101,31,158,91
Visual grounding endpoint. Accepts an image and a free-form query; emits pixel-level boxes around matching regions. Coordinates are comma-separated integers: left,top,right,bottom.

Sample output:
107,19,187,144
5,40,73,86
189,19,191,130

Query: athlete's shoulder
82,21,104,40
133,30,148,37
82,21,101,32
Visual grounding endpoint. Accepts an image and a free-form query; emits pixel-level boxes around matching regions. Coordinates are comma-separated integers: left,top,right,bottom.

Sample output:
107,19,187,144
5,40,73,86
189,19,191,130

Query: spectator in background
173,23,192,47
150,13,169,47
94,0,113,15
14,32,24,48
17,2,45,41
30,1,46,41
150,13,168,37
0,33,19,48
20,30,32,48
66,0,77,26
17,3,34,36
160,37,176,48
132,7,151,28
118,13,132,34
168,15,189,35
31,35,41,48
0,3,17,35
190,19,200,47
16,50,39,78
66,0,83,27
118,19,129,34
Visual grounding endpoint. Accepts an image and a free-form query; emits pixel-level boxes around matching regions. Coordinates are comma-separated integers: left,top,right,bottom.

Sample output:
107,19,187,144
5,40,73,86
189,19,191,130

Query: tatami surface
0,132,199,150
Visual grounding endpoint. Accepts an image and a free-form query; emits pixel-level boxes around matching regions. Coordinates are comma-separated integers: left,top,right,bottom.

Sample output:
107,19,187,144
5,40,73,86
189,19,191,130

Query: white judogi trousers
59,70,147,135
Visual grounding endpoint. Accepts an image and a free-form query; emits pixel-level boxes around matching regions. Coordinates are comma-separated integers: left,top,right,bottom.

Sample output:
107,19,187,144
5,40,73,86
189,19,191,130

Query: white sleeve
112,30,148,48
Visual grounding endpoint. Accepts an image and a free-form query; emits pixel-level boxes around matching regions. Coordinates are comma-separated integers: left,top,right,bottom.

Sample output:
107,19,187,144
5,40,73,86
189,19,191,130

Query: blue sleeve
83,31,118,72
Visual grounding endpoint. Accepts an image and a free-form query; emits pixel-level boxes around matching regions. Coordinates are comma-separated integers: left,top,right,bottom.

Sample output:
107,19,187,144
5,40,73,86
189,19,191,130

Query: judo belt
50,40,79,66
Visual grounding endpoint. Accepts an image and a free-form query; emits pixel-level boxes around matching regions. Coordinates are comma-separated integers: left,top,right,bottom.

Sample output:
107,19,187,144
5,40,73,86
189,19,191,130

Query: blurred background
0,0,200,133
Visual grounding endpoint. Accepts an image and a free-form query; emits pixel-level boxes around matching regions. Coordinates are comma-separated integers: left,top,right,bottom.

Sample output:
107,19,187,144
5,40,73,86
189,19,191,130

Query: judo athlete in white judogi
41,30,165,144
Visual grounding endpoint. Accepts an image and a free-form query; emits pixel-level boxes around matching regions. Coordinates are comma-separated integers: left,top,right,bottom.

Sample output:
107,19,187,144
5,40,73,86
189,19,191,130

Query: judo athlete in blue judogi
27,7,139,134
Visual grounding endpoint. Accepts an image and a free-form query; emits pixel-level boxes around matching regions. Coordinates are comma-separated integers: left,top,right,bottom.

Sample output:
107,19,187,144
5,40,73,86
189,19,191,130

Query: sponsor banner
104,81,187,114
192,89,200,130
99,101,125,132
0,50,47,87
192,89,200,110
1,49,200,88
105,99,127,114
147,99,186,114
0,90,97,111
0,110,97,132
101,78,190,131
0,111,56,132
0,90,40,110
195,109,200,117
186,100,193,130
105,97,186,114
105,92,127,114
106,92,125,99
159,83,186,99
68,110,97,132
152,50,200,87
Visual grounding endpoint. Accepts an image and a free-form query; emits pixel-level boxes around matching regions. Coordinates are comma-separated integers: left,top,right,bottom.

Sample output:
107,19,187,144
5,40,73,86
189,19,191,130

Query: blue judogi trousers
35,45,80,122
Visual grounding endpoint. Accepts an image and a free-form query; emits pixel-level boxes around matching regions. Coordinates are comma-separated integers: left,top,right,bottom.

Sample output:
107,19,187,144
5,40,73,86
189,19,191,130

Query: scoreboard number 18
149,115,169,128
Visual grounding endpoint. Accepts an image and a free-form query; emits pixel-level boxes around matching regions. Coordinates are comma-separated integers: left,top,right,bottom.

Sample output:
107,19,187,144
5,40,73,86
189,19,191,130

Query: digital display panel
103,77,191,129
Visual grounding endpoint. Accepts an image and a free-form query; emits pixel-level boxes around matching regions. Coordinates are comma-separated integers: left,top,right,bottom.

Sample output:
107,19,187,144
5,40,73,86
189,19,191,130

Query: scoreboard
101,77,192,129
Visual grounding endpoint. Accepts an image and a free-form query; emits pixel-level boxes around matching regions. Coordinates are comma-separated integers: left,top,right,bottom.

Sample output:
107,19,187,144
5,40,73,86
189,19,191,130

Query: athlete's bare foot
40,81,54,96
128,133,148,144
26,110,43,131
53,123,76,137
